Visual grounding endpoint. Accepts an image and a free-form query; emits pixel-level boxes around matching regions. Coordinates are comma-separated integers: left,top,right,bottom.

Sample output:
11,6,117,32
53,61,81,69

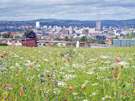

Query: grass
0,46,135,101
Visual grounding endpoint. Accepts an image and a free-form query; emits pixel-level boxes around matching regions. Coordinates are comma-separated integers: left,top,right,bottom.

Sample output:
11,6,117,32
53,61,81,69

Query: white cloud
0,0,135,21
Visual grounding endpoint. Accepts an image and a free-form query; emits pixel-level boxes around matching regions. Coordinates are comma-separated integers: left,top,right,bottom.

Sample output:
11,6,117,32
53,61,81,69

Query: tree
97,40,105,44
23,29,36,39
65,36,69,41
2,33,10,38
79,36,87,42
111,36,118,45
87,38,96,43
54,38,61,41
9,34,13,38
15,35,21,38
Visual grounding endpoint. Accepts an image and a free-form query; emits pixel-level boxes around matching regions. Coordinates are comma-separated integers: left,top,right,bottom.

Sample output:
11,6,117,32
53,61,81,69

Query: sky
0,0,135,21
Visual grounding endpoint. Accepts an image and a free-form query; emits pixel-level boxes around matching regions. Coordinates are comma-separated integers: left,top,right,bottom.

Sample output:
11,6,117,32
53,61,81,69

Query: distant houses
0,38,36,47
0,38,90,47
37,40,90,47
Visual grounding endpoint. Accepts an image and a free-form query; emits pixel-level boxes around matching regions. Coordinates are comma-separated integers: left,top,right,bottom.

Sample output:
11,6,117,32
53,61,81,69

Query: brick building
0,38,36,47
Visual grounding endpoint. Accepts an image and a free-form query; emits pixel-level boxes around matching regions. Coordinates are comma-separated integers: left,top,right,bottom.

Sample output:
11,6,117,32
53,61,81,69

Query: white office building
36,22,40,27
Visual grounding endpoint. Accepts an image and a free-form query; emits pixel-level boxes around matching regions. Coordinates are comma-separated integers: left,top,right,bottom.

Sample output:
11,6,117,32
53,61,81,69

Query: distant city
0,19,135,47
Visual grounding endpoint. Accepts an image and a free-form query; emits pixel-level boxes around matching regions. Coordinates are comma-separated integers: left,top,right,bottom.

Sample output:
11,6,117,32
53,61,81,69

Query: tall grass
0,46,135,101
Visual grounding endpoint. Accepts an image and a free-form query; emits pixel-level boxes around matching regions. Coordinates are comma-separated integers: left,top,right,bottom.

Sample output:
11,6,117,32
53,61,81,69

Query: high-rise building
36,22,40,28
96,20,101,31
69,26,73,34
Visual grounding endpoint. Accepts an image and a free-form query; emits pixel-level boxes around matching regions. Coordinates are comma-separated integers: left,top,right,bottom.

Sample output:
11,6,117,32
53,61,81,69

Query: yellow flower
40,89,42,91
2,99,5,101
134,90,135,92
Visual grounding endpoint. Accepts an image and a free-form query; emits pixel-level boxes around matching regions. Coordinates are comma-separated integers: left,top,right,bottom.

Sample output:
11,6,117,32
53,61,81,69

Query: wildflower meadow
0,46,135,101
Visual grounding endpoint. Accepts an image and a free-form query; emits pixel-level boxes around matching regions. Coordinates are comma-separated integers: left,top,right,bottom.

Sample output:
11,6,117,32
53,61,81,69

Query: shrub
0,42,8,46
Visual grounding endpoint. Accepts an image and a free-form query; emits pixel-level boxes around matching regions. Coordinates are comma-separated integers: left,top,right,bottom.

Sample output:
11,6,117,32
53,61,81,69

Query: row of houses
37,41,90,47
0,38,90,47
2,38,135,47
0,38,36,47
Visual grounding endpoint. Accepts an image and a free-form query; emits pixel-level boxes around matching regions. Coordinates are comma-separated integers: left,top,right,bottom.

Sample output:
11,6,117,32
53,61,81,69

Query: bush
0,43,8,46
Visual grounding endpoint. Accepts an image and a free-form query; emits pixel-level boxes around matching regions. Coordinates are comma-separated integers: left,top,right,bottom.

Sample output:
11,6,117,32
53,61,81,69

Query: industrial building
113,39,135,47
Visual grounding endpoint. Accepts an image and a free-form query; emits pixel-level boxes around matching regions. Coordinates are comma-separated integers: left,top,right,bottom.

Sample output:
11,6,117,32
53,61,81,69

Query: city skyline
0,0,135,21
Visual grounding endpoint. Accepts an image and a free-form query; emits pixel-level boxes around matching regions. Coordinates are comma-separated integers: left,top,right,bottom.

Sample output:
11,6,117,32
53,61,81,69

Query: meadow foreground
0,46,135,101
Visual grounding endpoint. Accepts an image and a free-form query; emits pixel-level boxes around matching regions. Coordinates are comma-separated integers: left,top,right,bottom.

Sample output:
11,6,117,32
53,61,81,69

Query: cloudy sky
0,0,135,21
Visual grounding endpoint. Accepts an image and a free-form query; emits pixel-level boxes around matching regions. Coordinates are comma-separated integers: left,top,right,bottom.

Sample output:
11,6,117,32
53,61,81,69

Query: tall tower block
96,20,101,31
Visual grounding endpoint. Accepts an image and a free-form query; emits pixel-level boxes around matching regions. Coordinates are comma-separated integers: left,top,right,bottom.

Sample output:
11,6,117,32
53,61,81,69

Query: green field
0,46,135,101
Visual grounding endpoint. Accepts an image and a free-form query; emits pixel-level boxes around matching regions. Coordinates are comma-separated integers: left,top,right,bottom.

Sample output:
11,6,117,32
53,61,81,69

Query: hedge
0,42,8,46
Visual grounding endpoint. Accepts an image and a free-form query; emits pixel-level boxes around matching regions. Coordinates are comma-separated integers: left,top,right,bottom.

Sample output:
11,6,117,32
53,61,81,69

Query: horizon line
0,18,135,22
